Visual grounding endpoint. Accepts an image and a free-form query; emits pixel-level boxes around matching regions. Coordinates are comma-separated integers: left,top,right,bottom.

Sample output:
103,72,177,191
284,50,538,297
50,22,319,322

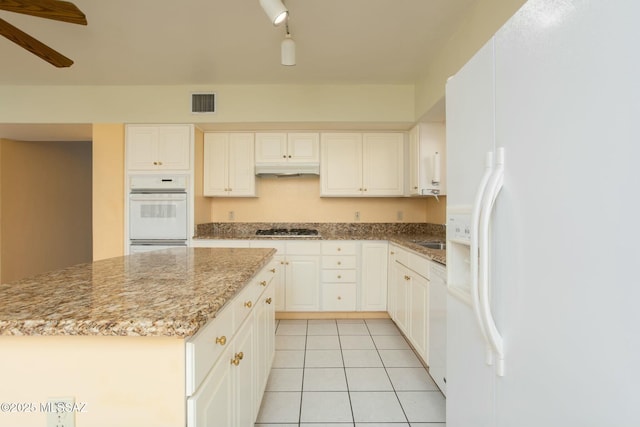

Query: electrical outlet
228,211,235,221
397,211,404,221
45,397,75,427
355,211,360,221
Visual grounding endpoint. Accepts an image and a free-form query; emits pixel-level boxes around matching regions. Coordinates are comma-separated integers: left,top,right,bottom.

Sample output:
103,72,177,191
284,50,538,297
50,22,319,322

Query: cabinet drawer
322,283,357,311
286,241,321,255
186,302,235,396
322,241,357,255
322,255,357,269
408,252,430,279
321,269,356,283
392,245,409,266
233,282,261,328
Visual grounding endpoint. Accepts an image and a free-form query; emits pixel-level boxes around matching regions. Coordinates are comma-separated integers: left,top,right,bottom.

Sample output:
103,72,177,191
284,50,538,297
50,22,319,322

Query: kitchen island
0,247,277,427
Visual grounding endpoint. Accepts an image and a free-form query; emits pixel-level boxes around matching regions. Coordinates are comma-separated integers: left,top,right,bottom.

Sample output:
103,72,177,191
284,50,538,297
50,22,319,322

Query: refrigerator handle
479,147,506,376
471,151,495,366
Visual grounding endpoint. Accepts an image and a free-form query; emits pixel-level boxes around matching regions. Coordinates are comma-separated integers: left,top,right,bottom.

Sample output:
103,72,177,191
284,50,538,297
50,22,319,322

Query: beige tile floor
255,318,446,427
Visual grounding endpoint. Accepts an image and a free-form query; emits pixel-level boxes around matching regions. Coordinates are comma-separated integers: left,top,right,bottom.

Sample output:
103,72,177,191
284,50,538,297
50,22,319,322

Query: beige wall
92,124,125,261
206,177,434,223
0,139,92,283
414,0,527,119
0,84,415,125
0,336,185,427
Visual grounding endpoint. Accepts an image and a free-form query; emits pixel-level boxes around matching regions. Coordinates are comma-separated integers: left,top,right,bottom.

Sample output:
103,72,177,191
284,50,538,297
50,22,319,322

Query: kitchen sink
412,241,447,250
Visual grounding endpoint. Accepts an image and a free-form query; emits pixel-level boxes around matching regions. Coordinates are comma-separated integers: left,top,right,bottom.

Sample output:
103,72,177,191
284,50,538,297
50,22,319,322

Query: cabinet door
187,344,233,427
320,133,362,196
362,133,404,196
409,273,429,363
203,133,230,196
361,242,388,311
395,264,410,335
126,126,159,170
387,247,399,320
157,125,191,170
254,283,275,405
408,125,421,196
255,133,287,163
227,133,256,196
233,314,256,427
287,133,319,163
285,255,320,311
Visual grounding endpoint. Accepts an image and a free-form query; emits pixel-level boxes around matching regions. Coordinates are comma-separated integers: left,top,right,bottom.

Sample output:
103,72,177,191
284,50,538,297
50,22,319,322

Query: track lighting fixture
281,22,295,66
259,0,288,26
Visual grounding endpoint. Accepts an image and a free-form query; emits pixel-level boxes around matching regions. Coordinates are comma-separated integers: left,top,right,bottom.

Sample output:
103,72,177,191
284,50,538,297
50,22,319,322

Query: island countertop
0,247,275,337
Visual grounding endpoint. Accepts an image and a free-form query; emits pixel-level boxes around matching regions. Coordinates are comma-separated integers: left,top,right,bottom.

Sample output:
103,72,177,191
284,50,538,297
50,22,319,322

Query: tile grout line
366,319,412,425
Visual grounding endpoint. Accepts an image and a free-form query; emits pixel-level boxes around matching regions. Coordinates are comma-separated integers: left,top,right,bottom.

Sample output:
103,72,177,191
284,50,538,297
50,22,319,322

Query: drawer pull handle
266,297,272,304
215,336,227,346
269,268,276,273
244,301,253,308
260,280,267,287
231,357,240,366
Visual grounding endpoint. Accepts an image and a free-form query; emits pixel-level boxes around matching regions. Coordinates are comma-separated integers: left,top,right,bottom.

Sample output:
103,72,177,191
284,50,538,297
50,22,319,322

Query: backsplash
195,222,446,239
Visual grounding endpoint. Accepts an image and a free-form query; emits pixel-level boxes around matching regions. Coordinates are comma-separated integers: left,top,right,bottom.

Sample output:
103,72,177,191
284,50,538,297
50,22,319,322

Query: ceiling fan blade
0,17,73,67
0,0,86,25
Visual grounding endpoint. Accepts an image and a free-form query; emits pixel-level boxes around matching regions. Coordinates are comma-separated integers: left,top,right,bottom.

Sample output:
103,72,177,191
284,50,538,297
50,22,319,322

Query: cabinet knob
413,186,418,189
390,251,395,255
266,297,272,304
288,155,292,158
404,275,411,281
337,261,342,265
283,155,287,158
337,296,342,300
337,275,342,279
259,280,267,287
363,188,367,191
236,352,244,360
158,161,163,165
153,161,158,165
244,301,253,308
337,247,341,252
215,336,227,346
270,268,276,273
231,357,240,366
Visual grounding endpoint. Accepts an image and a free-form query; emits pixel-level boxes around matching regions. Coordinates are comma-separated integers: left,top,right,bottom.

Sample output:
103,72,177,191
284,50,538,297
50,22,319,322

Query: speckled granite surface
0,247,275,337
194,222,447,265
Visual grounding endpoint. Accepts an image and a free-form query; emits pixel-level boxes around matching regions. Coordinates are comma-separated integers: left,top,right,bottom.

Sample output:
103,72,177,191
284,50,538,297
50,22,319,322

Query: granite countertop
0,247,275,337
193,222,447,265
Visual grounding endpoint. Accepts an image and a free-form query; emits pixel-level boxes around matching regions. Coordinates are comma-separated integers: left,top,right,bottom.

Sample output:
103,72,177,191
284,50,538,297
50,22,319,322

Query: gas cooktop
255,228,320,237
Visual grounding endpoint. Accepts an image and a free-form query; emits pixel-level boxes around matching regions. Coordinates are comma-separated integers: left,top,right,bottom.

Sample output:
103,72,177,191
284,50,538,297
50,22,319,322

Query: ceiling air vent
191,92,216,114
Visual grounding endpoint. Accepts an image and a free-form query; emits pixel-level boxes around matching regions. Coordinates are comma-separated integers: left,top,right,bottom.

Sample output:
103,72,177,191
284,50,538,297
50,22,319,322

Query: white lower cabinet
360,241,388,311
387,243,431,363
186,261,277,427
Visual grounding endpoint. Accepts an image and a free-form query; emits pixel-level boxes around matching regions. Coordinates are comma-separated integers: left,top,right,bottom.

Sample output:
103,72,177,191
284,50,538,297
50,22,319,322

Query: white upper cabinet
255,132,319,164
408,123,446,196
126,124,192,171
320,132,404,197
203,133,256,197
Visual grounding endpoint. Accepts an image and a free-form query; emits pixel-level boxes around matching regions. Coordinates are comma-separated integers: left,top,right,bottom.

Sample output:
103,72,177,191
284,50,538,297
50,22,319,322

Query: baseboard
275,311,390,320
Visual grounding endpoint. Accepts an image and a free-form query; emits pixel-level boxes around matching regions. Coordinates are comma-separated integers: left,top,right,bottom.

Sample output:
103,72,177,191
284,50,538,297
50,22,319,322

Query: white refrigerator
445,0,640,426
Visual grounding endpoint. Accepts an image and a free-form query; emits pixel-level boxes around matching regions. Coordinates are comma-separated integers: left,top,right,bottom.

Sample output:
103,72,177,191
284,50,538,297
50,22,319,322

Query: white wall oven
129,175,188,252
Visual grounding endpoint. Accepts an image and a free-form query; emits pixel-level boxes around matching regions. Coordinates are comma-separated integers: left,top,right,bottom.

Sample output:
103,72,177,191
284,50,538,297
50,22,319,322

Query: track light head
259,0,288,26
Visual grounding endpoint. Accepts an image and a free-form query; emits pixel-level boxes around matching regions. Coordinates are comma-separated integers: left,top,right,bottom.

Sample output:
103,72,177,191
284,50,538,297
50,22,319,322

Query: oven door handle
130,193,186,202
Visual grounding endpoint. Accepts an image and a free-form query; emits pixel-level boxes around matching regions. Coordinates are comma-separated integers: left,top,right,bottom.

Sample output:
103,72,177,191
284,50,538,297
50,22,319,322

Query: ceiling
0,0,474,140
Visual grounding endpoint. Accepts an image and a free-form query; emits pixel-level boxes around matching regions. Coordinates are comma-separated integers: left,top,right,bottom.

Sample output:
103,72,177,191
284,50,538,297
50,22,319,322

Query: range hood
255,163,320,177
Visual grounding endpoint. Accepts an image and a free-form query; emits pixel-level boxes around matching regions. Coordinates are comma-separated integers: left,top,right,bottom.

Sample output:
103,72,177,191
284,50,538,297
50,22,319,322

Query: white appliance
129,175,188,251
445,0,640,426
428,262,447,395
